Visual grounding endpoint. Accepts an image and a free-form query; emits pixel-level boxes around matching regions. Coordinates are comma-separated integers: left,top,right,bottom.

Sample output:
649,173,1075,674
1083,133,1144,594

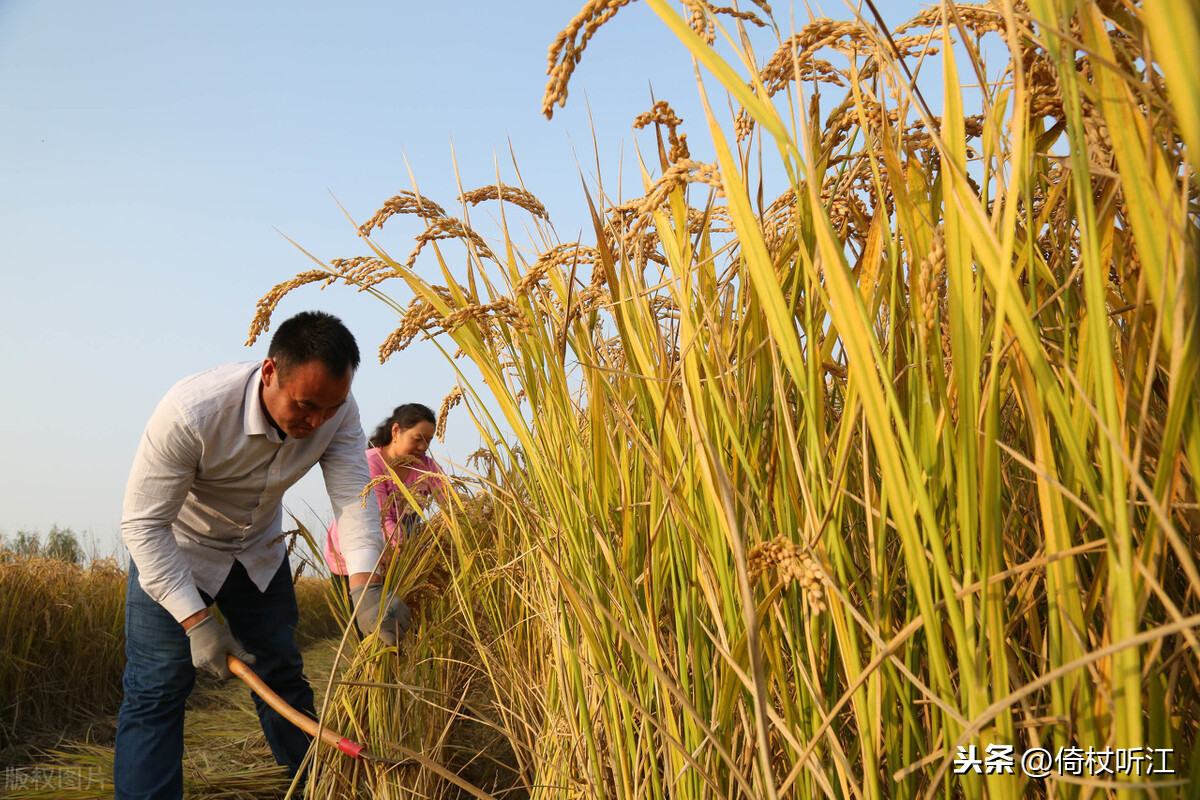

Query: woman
324,403,448,598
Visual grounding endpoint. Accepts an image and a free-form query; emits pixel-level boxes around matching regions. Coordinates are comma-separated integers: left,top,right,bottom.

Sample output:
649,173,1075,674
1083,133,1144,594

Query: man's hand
186,616,256,679
349,582,411,646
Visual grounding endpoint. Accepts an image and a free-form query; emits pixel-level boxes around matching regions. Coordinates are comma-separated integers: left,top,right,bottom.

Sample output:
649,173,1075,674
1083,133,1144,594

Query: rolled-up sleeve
321,395,384,575
121,396,206,622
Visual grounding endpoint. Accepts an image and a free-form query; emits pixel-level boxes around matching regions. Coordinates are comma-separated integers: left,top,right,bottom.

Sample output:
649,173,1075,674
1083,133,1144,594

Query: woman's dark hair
369,403,437,447
268,311,361,378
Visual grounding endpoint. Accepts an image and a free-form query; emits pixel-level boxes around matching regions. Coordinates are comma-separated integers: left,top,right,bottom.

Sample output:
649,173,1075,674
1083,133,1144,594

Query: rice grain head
543,0,638,120
246,269,337,346
459,183,550,221
436,386,464,443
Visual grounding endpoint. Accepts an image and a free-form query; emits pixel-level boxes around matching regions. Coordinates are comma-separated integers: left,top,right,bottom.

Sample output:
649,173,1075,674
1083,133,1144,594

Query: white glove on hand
349,583,412,646
186,616,256,680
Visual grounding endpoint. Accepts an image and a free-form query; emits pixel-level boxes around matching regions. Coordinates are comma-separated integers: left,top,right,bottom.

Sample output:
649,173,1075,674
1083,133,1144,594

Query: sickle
227,654,408,766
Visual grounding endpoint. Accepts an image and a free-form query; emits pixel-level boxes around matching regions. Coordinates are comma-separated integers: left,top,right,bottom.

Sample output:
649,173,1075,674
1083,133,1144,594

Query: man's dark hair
369,403,437,447
267,311,361,378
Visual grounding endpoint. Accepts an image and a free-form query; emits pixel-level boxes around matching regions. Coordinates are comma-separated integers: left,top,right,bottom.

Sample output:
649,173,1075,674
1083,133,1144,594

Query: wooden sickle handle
227,654,366,759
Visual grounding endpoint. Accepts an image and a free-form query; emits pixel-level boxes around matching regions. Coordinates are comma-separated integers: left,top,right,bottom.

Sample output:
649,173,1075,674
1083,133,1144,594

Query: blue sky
0,0,915,556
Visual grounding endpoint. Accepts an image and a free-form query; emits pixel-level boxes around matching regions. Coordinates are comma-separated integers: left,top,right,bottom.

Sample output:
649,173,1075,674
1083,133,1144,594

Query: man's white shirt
122,361,384,622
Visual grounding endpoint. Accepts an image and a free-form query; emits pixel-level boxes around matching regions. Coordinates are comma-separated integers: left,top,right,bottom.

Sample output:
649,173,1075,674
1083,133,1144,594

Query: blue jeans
114,557,315,799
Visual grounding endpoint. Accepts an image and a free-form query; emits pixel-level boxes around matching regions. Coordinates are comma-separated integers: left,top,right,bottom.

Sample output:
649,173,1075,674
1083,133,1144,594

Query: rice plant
0,556,126,765
254,0,1199,797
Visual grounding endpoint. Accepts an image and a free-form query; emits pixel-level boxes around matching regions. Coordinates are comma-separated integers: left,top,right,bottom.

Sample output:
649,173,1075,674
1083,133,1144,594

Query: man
115,311,408,799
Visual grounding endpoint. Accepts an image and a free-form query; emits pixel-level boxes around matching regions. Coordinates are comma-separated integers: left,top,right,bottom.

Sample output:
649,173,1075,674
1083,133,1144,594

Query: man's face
259,358,353,439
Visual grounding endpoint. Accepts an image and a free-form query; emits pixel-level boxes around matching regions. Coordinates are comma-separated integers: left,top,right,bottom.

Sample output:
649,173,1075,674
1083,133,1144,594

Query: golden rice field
0,556,126,763
249,0,1199,797
4,0,1197,798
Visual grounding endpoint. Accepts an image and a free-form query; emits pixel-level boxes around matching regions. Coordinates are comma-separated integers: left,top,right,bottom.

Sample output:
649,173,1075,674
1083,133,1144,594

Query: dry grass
0,548,340,795
1,645,340,800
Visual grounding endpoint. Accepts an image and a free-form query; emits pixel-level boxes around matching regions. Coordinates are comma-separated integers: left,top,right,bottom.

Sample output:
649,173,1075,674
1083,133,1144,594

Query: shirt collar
243,361,284,443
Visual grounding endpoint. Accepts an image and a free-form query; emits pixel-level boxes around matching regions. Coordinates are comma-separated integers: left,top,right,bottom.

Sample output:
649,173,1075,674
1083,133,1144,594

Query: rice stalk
253,1,1199,796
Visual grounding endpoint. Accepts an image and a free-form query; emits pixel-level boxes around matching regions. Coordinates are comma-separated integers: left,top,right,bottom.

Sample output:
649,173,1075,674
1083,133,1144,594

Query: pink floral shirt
323,447,448,575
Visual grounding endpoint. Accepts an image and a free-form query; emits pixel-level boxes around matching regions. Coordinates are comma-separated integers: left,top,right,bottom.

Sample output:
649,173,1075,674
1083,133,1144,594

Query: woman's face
390,420,435,458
